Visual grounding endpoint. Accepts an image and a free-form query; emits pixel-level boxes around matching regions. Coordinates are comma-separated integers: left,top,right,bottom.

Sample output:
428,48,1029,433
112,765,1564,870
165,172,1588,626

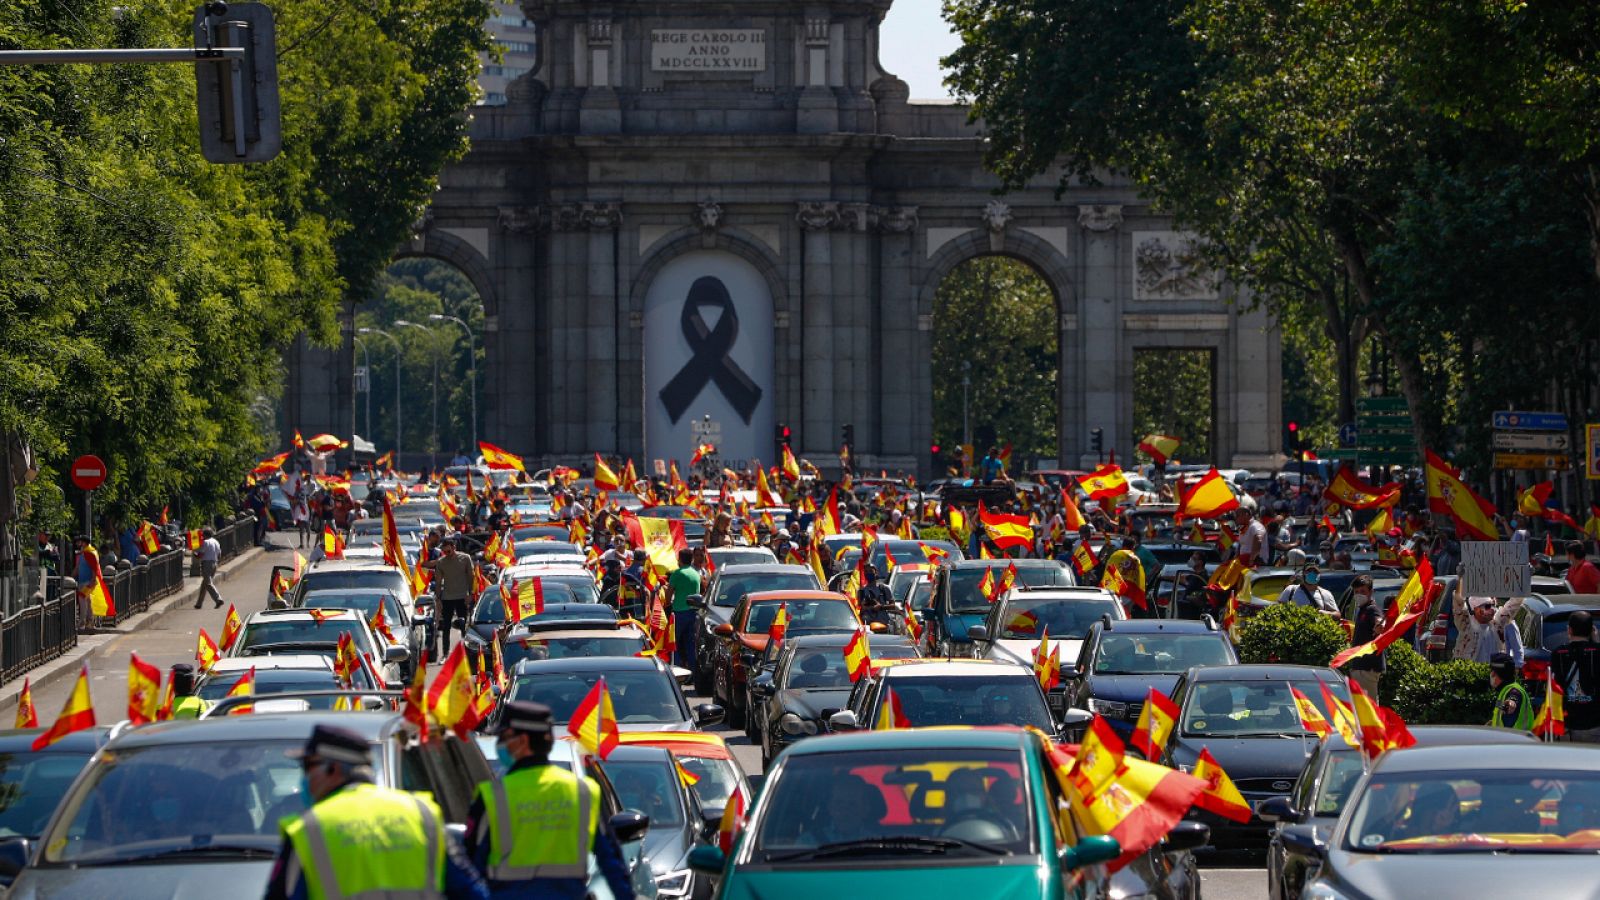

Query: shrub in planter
1390,654,1495,725
1377,641,1426,704
1235,603,1349,668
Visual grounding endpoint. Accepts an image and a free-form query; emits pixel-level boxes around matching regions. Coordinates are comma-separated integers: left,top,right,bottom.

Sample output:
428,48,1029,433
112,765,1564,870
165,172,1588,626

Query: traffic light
842,424,854,447
930,442,942,469
1287,421,1304,461
193,3,281,163
1090,427,1104,460
776,423,791,452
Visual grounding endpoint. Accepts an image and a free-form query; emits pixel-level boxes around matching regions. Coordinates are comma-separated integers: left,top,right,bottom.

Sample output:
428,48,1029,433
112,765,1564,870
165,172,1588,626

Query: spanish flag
1365,506,1393,538
1191,748,1251,823
1130,688,1180,760
503,578,546,622
717,788,745,853
1347,680,1416,758
78,544,114,618
843,629,871,682
308,433,348,453
322,524,345,560
1059,489,1087,532
403,649,429,741
32,667,95,749
127,653,162,725
219,604,244,651
594,454,621,491
1517,481,1581,530
1101,550,1147,610
1534,680,1565,739
1137,434,1180,465
14,677,37,728
1072,541,1099,578
1078,464,1129,503
1051,739,1206,873
156,672,175,721
187,528,204,552
225,666,256,716
875,686,912,729
1176,468,1240,521
755,465,783,506
1424,449,1498,540
569,677,621,760
767,603,790,643
1330,557,1436,669
333,632,361,685
1320,684,1360,748
780,445,801,483
1067,716,1128,796
621,458,639,491
374,449,394,469
136,520,162,555
1032,629,1060,691
690,443,716,466
427,643,480,738
622,513,688,573
370,603,398,643
977,501,1033,551
478,440,526,472
1325,466,1401,510
1585,506,1600,541
195,628,221,671
1290,686,1332,738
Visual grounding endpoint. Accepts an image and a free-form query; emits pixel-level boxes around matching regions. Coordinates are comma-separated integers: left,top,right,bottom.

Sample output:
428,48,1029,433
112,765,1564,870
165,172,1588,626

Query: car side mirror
965,625,989,642
868,621,887,634
1061,835,1119,870
688,594,706,609
1163,820,1210,853
695,703,725,726
828,709,860,732
1257,795,1302,825
1278,825,1326,860
383,645,410,664
713,623,735,637
1061,708,1093,728
687,844,726,876
699,806,724,839
752,676,774,698
413,613,433,627
0,838,30,879
609,811,650,844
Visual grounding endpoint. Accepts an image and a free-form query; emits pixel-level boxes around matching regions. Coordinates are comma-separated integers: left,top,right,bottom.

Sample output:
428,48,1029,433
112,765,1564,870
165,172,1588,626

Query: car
1260,725,1537,900
512,541,588,566
491,656,723,735
1514,593,1600,679
1061,617,1238,741
0,727,108,887
269,557,422,615
500,624,654,668
707,546,777,568
863,539,964,574
689,564,823,693
599,745,714,900
496,563,603,605
1161,664,1352,846
832,660,1061,737
297,587,425,678
461,583,591,656
706,590,861,730
617,731,752,823
925,559,1076,656
969,586,1126,714
0,710,490,898
885,563,933,603
685,727,1150,900
194,655,382,709
748,633,918,767
1292,743,1600,900
228,607,409,687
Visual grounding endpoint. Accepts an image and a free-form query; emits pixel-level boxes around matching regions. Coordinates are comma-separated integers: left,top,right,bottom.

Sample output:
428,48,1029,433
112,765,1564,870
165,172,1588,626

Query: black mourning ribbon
658,276,763,424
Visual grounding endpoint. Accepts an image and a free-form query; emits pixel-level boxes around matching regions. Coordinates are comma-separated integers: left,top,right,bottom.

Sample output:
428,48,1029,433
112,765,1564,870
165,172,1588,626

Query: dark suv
1061,616,1237,741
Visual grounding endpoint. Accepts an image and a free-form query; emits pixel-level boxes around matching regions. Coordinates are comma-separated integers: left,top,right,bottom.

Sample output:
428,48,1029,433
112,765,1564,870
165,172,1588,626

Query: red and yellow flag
403,649,429,741
1067,716,1128,796
1071,541,1099,578
1347,680,1416,758
1137,434,1180,465
874,686,912,729
569,677,621,760
1059,489,1087,532
136,520,162,556
32,667,95,749
1051,738,1205,872
426,643,480,738
1176,468,1240,521
717,788,745,852
1424,449,1498,540
1325,466,1401,510
1191,748,1251,823
156,672,175,722
1320,684,1359,747
219,604,244,652
333,632,360,685
1032,628,1060,691
77,544,114,618
307,433,347,453
690,443,715,466
1078,464,1130,503
1130,688,1180,760
322,525,345,560
843,629,871,682
767,603,790,643
14,677,37,729
779,445,801,483
1534,680,1565,739
196,628,221,671
187,529,204,552
478,440,526,472
127,653,162,725
977,501,1033,551
1290,686,1332,738
594,454,621,491
1101,550,1148,611
370,603,397,643
374,449,394,469
1330,557,1436,669
225,666,256,716
755,465,782,506
1518,481,1581,530
503,578,546,622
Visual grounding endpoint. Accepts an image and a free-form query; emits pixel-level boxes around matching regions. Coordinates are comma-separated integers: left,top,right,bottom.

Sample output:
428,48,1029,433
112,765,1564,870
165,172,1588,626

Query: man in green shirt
668,548,701,671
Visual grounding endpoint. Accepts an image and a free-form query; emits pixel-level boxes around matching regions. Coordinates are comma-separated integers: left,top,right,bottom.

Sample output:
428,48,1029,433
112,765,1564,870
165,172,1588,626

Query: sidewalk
0,531,272,714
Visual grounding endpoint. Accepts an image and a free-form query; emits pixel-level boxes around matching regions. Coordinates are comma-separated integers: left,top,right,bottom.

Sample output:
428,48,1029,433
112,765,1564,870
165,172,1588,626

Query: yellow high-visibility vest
475,764,598,882
282,782,446,899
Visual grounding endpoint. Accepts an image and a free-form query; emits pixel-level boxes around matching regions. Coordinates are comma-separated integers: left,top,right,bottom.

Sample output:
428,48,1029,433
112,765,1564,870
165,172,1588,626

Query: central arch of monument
304,0,1282,476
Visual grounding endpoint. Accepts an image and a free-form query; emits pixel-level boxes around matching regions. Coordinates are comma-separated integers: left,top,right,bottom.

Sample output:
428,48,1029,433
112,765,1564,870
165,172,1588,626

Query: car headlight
654,868,692,898
1303,882,1351,900
1086,698,1130,719
780,713,818,736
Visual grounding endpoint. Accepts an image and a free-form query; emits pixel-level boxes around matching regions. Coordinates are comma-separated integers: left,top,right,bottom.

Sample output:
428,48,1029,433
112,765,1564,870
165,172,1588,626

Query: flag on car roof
32,667,95,750
14,677,37,729
478,440,526,471
1175,468,1240,521
1130,688,1180,760
127,653,161,726
569,677,620,760
1191,748,1251,823
225,666,256,716
1424,450,1498,540
219,604,243,652
1137,434,1180,466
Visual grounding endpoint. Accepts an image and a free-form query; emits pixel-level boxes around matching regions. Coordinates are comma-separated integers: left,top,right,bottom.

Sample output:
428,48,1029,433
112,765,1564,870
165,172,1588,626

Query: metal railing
1,580,76,683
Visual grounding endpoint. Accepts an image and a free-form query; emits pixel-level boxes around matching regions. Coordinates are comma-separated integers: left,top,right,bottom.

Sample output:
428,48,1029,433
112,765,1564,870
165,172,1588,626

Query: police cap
498,700,554,736
288,724,371,767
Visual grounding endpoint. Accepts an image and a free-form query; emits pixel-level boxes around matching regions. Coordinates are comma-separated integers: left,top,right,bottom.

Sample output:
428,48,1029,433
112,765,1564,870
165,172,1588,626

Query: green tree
932,257,1058,465
1132,350,1214,463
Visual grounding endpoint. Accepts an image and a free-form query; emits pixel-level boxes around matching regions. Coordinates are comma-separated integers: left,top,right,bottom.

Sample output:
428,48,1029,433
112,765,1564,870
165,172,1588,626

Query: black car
1260,725,1536,900
1162,664,1350,846
1061,617,1237,742
749,633,919,767
460,593,610,661
492,655,723,734
1509,593,1600,681
925,558,1076,657
601,745,713,900
0,727,108,887
688,563,822,693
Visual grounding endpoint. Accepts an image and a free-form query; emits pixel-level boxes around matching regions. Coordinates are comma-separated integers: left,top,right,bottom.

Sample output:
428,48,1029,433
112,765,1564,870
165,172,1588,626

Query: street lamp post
429,313,478,450
354,336,372,444
358,327,402,466
395,320,438,469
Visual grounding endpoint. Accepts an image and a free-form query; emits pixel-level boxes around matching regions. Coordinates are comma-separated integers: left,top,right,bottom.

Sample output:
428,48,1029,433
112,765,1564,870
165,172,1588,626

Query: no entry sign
70,455,107,491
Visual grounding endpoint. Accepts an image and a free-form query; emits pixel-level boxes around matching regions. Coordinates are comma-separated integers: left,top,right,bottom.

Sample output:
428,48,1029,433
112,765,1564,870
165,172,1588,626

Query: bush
1390,654,1495,725
1378,642,1427,704
1235,603,1349,667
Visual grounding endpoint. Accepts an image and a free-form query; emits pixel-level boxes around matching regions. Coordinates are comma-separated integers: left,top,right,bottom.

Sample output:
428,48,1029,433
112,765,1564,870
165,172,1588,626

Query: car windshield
302,592,402,624
534,576,599,605
870,541,958,570
1182,680,1340,736
885,675,1054,731
298,570,405,595
0,750,95,839
712,549,774,567
510,669,683,724
949,565,1071,613
752,747,1033,861
1248,575,1294,602
997,597,1120,640
1092,634,1232,675
43,741,309,863
678,756,741,812
503,635,647,668
1315,749,1367,816
1345,770,1600,852
908,581,933,612
237,619,373,656
196,668,348,704
603,759,685,827
474,584,580,624
745,600,857,634
781,649,855,690
713,572,820,608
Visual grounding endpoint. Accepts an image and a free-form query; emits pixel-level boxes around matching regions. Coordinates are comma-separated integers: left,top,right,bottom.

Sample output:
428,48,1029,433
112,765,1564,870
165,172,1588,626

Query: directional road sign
1338,422,1358,448
1491,431,1568,452
1586,424,1600,480
1492,410,1568,431
1492,452,1571,471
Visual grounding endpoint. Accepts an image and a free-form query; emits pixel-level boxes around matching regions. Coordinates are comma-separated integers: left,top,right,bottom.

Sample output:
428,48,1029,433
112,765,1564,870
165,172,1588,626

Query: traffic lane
22,533,289,719
685,686,1269,900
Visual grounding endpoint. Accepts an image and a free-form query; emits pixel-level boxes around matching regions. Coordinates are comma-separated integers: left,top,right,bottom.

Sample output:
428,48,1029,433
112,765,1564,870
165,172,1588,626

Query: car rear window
714,572,821,608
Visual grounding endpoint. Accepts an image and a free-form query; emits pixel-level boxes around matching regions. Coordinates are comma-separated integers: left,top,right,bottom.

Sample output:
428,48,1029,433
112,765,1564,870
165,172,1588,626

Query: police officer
168,664,210,719
465,701,634,899
1488,653,1533,731
265,724,488,900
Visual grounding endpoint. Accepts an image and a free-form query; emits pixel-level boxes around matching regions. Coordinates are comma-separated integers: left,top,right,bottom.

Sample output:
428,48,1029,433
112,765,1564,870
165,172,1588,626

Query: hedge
1235,602,1348,667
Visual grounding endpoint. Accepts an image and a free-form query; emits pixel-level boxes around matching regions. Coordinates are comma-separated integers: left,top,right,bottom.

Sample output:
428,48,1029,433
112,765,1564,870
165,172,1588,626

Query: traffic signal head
777,424,792,446
1288,421,1299,434
842,424,854,446
930,443,941,455
1090,428,1104,453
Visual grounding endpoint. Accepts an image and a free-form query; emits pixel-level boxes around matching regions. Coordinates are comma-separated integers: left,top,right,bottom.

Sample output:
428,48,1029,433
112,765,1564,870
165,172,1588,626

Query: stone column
583,202,623,454
797,14,838,133
1078,204,1123,468
836,203,874,459
797,201,837,458
876,206,919,469
492,205,539,454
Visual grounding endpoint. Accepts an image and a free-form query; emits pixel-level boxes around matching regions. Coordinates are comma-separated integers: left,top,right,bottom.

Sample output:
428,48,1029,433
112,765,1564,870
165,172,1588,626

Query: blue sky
880,2,960,100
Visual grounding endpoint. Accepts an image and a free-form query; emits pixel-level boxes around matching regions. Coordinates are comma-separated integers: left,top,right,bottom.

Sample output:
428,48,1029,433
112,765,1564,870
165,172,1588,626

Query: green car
687,727,1122,899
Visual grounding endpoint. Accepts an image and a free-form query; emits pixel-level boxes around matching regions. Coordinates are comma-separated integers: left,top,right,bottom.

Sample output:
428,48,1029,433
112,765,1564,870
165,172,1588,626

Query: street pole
354,336,371,445
429,313,478,450
359,327,402,467
395,321,437,469
961,360,972,451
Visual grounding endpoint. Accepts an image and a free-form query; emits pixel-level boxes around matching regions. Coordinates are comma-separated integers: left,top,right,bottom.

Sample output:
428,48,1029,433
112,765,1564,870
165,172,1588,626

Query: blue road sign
1338,422,1358,448
1492,411,1568,432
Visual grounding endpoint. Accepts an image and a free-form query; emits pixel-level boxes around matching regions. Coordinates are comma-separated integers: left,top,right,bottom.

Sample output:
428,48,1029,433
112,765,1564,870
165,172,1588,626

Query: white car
194,655,384,713
513,541,587,566
497,563,602,605
969,586,1127,678
229,608,408,687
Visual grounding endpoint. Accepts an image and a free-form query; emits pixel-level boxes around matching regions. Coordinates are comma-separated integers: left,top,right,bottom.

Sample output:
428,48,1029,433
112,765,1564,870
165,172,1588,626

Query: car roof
714,564,813,575
1371,742,1600,774
1186,663,1338,681
880,660,1023,678
745,590,852,603
204,655,335,672
599,744,672,765
0,726,109,752
104,711,405,749
1098,618,1220,634
1532,593,1600,613
1005,587,1118,602
307,560,401,573
782,725,1032,756
948,558,1064,570
302,588,395,598
512,655,666,675
245,608,362,622
513,626,646,641
1403,725,1539,746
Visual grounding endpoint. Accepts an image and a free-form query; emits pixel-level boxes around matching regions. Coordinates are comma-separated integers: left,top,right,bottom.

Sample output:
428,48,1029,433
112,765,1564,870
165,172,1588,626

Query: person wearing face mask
265,724,487,900
1278,564,1340,617
464,701,634,899
1346,575,1384,698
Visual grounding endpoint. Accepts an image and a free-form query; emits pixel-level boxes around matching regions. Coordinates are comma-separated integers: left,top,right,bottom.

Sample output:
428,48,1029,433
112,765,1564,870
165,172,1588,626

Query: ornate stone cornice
1077,203,1124,232
796,201,838,231
497,205,534,234
551,201,622,231
875,205,919,234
